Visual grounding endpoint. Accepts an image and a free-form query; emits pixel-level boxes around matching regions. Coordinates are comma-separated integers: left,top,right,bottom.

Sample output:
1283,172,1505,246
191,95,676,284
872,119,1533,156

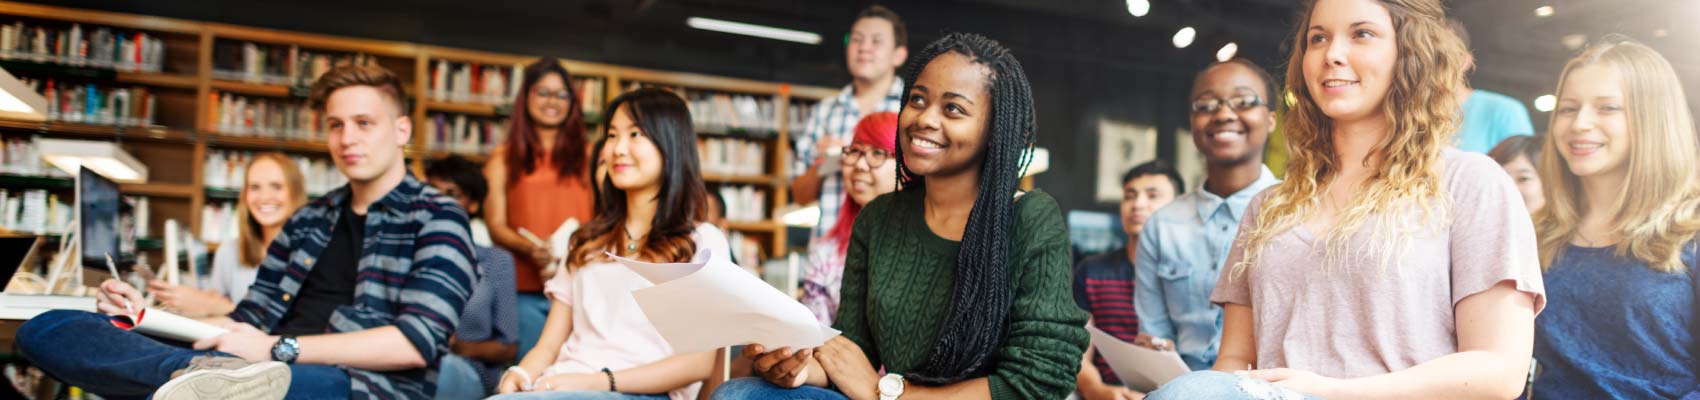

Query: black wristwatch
271,336,300,364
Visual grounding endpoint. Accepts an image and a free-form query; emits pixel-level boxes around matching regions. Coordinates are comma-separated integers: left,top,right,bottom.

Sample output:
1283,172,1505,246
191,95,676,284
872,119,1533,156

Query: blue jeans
487,391,668,399
1145,370,1321,400
17,310,350,400
710,378,848,400
517,293,552,362
435,354,488,400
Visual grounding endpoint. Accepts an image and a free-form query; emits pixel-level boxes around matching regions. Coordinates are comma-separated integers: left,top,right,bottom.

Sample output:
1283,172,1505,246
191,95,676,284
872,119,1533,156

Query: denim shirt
1134,167,1277,370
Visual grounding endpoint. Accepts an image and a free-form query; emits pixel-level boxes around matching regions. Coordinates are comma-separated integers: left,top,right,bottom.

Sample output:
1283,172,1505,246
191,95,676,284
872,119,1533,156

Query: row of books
198,202,239,244
0,189,68,235
428,60,521,105
687,92,781,135
203,150,345,195
727,231,763,269
207,91,321,139
17,77,158,127
211,40,377,87
716,185,768,223
0,137,66,178
0,21,166,72
423,113,508,155
699,137,767,177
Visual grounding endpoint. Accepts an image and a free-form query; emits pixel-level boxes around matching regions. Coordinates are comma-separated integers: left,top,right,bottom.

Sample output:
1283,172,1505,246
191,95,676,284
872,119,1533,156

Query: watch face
879,376,902,394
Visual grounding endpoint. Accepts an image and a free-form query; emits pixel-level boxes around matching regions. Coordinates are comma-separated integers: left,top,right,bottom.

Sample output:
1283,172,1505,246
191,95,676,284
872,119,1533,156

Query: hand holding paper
1087,325,1190,392
611,251,840,354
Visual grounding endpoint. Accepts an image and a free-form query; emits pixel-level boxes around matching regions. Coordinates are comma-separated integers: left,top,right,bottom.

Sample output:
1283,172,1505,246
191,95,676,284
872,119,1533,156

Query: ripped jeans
1145,370,1324,400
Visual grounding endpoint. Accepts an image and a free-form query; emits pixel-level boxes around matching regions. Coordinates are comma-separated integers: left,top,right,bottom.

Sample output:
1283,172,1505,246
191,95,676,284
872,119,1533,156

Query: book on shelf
16,77,157,127
203,150,344,195
716,185,767,223
575,77,605,116
687,92,779,135
698,137,766,177
199,202,237,244
788,100,816,132
424,113,507,155
428,60,521,105
0,137,69,177
207,90,321,139
0,21,165,72
0,189,67,235
212,40,376,87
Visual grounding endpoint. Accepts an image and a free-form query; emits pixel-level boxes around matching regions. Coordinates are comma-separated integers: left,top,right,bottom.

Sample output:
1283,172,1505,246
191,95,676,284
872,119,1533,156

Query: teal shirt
1456,89,1535,153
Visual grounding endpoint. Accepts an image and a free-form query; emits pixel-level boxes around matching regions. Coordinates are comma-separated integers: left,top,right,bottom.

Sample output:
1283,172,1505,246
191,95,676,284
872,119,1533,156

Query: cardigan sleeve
987,191,1090,400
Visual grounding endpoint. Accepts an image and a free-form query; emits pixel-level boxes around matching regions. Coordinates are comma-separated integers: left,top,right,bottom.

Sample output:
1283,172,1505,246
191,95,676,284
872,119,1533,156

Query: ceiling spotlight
1173,27,1196,49
1534,95,1556,112
1534,6,1555,18
1127,0,1151,17
1216,43,1239,62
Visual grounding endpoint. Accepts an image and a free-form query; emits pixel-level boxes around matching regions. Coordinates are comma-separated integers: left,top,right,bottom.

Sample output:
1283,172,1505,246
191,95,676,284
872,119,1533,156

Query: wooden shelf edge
423,47,536,66
203,132,329,154
116,72,200,90
725,221,780,233
0,119,195,143
0,1,205,34
204,23,420,58
120,182,196,198
209,80,294,97
423,100,499,116
702,174,775,186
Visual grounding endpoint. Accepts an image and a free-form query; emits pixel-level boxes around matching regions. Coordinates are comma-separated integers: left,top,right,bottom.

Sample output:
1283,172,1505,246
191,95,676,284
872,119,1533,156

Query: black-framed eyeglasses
1190,94,1264,114
532,88,573,101
841,145,892,168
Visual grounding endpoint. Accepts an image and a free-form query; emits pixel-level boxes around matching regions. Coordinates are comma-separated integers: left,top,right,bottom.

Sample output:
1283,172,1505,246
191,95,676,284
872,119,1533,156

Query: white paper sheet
1087,325,1190,392
113,307,229,342
611,251,840,354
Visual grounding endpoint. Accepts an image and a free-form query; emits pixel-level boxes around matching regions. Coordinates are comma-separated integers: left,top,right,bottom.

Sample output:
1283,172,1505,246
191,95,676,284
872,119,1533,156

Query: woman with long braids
712,32,1088,400
1147,0,1545,398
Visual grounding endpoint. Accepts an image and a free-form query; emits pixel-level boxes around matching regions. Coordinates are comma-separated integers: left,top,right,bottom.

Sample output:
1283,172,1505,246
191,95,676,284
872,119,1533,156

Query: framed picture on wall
1096,119,1157,203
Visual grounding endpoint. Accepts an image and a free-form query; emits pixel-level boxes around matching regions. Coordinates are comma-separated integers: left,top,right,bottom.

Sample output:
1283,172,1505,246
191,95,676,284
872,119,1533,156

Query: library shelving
0,1,832,266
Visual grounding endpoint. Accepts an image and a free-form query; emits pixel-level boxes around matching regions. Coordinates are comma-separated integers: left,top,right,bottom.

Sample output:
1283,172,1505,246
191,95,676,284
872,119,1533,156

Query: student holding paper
149,152,308,318
1130,59,1280,374
493,88,726,400
1147,0,1545,398
1073,160,1183,400
802,111,900,325
484,59,597,360
16,65,478,400
1529,38,1700,399
717,32,1089,400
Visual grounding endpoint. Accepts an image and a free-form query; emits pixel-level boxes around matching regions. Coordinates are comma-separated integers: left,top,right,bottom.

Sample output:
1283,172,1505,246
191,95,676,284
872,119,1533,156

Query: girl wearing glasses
802,112,900,326
485,58,597,360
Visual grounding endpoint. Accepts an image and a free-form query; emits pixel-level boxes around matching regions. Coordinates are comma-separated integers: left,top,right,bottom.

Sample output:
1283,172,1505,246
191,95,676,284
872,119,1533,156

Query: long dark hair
567,88,707,267
894,33,1036,384
504,58,588,181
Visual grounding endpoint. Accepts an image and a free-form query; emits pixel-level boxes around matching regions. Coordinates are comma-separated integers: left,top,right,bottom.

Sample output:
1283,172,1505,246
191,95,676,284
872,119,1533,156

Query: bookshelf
0,1,831,261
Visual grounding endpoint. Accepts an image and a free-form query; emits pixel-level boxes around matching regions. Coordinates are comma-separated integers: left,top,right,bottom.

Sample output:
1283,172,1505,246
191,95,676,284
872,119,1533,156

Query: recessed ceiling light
1562,34,1587,50
686,17,821,45
1216,43,1239,62
1534,6,1555,18
1173,27,1196,49
1534,95,1556,112
1127,0,1151,17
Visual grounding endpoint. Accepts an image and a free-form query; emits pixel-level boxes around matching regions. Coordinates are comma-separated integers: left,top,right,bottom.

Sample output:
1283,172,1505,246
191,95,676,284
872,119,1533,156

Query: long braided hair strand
895,32,1037,385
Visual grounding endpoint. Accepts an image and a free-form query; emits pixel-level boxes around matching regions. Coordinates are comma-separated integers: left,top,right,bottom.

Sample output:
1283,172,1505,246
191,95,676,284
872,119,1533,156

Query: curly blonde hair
1233,0,1469,277
1534,37,1700,273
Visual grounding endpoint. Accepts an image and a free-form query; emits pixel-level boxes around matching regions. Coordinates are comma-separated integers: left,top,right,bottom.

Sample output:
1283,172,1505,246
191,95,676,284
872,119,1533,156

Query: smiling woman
149,152,307,318
1147,0,1547,398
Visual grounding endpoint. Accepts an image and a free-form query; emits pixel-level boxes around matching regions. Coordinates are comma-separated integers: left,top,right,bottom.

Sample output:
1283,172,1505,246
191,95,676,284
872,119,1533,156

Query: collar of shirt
1193,166,1279,223
831,76,907,115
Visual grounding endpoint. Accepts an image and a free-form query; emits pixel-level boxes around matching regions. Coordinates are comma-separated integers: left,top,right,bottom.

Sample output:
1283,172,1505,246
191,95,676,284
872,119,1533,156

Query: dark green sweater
835,188,1089,399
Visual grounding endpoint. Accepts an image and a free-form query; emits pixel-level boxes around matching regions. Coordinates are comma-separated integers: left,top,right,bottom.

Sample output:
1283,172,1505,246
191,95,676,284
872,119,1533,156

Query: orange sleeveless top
506,152,594,292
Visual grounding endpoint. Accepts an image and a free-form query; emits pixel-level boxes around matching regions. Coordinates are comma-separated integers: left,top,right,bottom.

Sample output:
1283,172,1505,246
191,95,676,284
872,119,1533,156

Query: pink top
541,223,731,400
1211,149,1547,378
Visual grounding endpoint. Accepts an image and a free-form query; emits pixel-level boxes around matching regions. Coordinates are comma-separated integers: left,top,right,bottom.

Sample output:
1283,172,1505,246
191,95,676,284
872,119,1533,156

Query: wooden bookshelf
0,0,833,259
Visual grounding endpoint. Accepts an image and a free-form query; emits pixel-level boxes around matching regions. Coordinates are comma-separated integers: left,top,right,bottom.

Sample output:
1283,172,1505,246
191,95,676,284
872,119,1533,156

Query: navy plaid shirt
230,174,477,399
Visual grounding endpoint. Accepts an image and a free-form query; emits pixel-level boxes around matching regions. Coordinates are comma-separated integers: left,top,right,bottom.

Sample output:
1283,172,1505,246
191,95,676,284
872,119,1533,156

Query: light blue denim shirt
1134,167,1278,371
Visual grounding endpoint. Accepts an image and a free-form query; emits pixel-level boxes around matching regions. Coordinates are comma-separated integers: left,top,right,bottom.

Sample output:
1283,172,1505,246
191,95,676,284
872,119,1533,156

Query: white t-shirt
541,223,731,400
209,238,260,304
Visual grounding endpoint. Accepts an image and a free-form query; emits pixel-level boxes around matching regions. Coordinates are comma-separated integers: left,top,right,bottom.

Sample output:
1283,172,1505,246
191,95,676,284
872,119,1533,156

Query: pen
105,253,134,316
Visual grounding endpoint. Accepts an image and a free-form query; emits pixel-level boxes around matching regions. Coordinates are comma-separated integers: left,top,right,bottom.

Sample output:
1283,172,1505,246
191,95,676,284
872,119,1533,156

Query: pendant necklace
624,227,640,253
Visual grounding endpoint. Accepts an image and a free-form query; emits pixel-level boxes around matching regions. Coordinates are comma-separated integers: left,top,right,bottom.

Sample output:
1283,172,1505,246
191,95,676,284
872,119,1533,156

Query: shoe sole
154,361,292,400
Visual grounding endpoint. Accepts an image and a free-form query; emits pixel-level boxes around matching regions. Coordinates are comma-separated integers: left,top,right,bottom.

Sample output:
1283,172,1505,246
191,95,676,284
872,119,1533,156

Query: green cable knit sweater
835,188,1089,399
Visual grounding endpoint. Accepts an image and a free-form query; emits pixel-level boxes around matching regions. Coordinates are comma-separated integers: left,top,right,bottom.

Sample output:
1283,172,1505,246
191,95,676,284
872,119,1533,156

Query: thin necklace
623,226,641,253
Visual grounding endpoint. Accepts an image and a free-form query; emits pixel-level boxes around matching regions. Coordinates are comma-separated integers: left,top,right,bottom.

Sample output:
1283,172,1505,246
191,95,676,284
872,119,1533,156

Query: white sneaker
154,356,291,400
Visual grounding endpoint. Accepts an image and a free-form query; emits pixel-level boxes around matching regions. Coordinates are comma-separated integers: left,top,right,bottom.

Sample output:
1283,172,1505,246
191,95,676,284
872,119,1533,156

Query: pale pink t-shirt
1210,149,1547,378
540,223,732,400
